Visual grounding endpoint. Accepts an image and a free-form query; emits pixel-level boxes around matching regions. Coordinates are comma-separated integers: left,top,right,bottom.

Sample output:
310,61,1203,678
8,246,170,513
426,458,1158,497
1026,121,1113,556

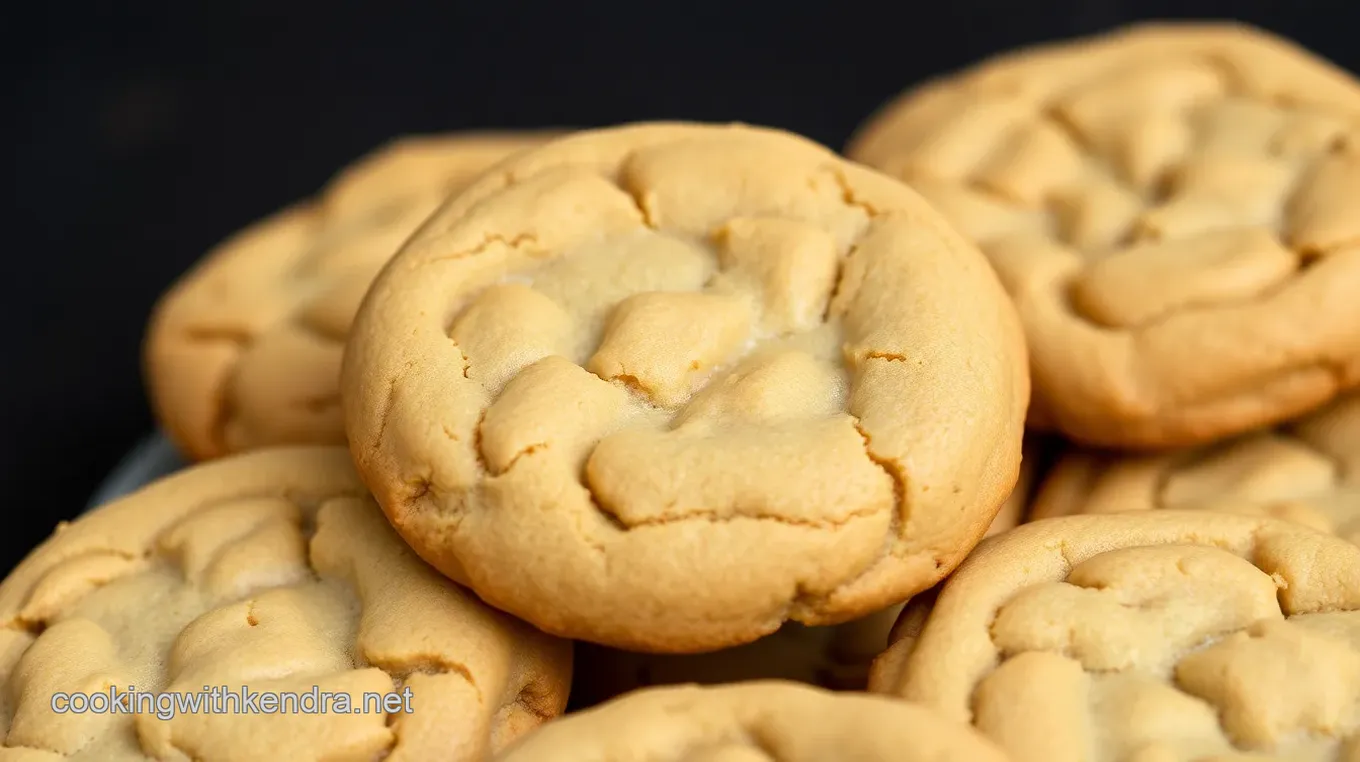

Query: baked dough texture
146,132,556,461
822,434,1053,678
1031,390,1360,545
847,22,1360,449
495,680,1011,761
0,448,571,761
340,122,1029,652
869,511,1360,762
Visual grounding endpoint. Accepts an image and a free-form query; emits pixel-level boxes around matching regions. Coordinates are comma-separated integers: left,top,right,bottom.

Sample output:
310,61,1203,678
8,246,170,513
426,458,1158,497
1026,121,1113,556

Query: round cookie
495,681,1010,762
0,447,571,761
847,22,1360,449
1031,389,1360,544
341,122,1029,652
146,132,558,461
869,511,1360,761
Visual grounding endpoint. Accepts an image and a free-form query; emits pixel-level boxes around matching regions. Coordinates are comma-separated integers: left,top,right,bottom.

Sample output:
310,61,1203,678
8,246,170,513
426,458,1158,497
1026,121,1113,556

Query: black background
7,0,1358,574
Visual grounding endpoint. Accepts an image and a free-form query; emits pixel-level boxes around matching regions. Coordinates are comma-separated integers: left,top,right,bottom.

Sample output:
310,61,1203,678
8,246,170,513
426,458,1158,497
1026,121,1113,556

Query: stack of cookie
4,20,1359,762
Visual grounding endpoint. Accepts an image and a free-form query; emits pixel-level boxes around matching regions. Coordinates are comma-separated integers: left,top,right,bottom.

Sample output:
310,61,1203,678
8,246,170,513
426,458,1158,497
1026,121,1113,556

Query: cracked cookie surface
1031,390,1360,545
495,680,1011,762
573,435,1053,703
847,22,1360,449
340,122,1029,652
825,435,1054,673
146,132,557,461
0,448,571,762
868,511,1360,762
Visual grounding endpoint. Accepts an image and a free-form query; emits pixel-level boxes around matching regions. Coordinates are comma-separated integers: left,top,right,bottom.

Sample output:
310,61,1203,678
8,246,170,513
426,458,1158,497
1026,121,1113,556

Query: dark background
7,0,1358,573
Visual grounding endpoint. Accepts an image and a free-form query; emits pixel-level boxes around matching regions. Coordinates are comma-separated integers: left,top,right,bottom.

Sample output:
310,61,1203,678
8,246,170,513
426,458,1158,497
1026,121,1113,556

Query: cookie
0,447,571,761
825,435,1053,673
868,511,1360,761
983,435,1052,538
1030,389,1360,544
847,22,1360,449
146,132,557,461
340,122,1029,652
495,681,1010,762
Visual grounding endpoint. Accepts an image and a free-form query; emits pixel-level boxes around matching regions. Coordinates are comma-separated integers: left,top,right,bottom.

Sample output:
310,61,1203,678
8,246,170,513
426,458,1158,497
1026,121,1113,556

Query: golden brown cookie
146,132,558,461
847,22,1360,449
496,681,1011,762
869,511,1360,761
824,435,1053,675
1031,389,1360,544
341,122,1029,652
0,448,571,761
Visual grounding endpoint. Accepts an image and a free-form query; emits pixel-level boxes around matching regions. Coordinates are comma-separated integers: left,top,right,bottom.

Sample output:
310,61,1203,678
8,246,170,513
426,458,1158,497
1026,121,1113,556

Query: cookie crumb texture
494,681,1010,761
1033,390,1360,544
0,448,571,761
341,122,1029,652
848,23,1360,448
869,512,1360,762
146,133,556,461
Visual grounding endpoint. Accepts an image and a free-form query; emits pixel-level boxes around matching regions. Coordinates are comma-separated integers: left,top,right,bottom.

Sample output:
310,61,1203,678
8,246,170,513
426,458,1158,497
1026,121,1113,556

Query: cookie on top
341,122,1029,652
497,681,1010,762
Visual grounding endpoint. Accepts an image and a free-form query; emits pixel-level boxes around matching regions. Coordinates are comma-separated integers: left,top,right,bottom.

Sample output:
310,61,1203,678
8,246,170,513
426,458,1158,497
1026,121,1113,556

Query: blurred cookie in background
1030,389,1360,544
145,132,559,461
849,22,1360,449
502,681,1010,762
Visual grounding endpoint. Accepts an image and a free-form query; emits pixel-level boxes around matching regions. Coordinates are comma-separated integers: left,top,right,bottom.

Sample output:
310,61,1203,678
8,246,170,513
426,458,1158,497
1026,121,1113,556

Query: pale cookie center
442,163,892,533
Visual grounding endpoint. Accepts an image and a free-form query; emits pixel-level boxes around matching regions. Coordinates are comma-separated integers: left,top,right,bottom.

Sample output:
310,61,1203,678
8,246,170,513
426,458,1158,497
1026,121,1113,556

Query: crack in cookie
341,122,1029,652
